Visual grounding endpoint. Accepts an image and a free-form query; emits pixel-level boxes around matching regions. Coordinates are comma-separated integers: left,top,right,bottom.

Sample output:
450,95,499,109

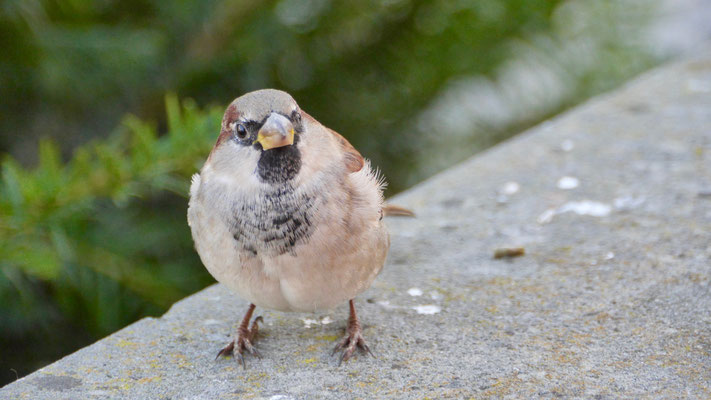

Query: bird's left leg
332,299,373,365
216,303,263,368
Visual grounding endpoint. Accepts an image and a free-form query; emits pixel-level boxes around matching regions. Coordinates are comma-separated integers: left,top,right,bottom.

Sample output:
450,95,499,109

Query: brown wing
329,127,365,173
303,111,364,173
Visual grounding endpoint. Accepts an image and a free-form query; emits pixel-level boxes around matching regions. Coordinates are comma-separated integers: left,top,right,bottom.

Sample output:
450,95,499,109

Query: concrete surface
2,49,711,399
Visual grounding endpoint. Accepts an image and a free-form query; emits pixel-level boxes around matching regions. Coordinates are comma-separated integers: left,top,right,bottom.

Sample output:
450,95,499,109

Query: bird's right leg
332,299,373,365
216,303,263,368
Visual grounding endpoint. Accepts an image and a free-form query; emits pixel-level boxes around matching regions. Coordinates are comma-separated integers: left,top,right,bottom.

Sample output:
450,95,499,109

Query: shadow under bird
187,89,413,367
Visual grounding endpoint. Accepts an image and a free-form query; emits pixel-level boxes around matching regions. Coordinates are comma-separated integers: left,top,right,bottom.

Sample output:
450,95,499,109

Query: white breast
188,157,389,312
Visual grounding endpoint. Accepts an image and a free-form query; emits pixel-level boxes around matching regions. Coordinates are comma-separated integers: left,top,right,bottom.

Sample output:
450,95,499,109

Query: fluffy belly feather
270,222,389,312
188,176,389,312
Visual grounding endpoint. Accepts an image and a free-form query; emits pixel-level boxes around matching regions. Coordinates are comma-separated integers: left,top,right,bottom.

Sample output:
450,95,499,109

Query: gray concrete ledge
3,49,711,399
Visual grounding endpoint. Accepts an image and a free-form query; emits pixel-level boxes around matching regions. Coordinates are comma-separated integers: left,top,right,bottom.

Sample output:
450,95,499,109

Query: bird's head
208,89,306,184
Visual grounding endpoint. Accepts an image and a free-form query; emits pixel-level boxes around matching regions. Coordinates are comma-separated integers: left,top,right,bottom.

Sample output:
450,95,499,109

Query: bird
187,89,413,367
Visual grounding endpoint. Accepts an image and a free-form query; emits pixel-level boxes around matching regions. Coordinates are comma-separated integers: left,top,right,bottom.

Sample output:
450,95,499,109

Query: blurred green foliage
0,0,664,385
1,0,569,189
0,96,221,381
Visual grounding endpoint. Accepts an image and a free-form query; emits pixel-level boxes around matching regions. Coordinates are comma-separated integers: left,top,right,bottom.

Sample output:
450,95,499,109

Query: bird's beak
256,113,295,150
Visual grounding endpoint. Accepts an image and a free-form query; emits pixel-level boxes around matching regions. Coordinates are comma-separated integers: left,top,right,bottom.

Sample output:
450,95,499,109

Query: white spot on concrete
604,252,615,260
202,319,221,326
377,300,397,309
557,176,579,189
269,395,296,400
413,305,442,315
501,181,520,195
538,200,612,224
614,196,645,210
300,316,333,327
407,288,423,297
301,318,319,328
560,139,574,152
559,201,611,217
537,208,557,224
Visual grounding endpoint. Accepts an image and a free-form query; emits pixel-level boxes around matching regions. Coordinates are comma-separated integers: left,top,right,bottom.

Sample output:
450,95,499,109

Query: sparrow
187,89,412,366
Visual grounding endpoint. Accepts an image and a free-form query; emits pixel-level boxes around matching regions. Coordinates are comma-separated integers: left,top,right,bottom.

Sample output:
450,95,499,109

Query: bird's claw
332,325,373,365
216,314,263,369
215,341,235,360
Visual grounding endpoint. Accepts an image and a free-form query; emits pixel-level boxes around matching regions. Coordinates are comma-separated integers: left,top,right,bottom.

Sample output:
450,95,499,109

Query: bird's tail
382,204,415,217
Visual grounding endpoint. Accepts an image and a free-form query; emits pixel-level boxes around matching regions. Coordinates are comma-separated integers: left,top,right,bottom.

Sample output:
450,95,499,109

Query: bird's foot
332,300,373,365
216,313,263,369
332,324,373,365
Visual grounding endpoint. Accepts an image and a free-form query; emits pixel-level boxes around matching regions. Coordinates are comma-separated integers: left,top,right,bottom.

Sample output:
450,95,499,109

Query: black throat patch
256,145,301,183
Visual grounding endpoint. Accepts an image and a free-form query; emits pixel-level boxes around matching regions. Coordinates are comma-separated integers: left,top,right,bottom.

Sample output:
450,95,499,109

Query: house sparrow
187,89,412,366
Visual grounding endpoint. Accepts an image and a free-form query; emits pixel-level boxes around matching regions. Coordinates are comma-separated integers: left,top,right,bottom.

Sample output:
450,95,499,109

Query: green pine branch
0,95,223,336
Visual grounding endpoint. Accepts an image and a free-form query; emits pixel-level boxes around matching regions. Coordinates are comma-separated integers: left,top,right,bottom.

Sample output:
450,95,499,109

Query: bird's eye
235,124,248,139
